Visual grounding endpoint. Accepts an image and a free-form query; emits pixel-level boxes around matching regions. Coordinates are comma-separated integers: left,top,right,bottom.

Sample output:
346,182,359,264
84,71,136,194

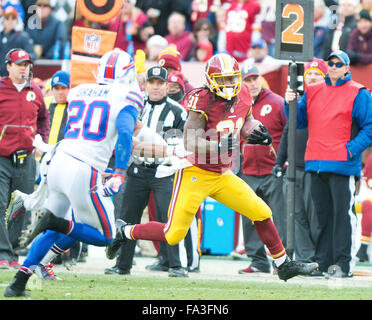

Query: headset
4,48,23,65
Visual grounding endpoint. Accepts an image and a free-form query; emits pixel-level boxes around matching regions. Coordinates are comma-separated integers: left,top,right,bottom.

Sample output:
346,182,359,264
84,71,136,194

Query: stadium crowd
0,0,372,283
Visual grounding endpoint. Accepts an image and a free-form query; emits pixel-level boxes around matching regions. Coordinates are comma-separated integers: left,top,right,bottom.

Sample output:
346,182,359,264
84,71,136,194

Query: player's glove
272,164,285,178
247,124,273,146
102,171,125,197
216,132,239,153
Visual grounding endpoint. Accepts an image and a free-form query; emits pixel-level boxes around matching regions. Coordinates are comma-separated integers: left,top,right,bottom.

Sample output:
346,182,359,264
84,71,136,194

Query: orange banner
70,26,117,87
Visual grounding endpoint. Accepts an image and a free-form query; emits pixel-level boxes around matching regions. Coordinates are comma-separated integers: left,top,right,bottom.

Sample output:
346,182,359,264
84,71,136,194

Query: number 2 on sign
281,4,304,45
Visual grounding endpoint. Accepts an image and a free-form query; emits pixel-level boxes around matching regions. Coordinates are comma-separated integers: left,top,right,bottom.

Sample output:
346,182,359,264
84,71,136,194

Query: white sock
40,245,65,265
40,250,59,266
123,225,133,240
274,254,287,268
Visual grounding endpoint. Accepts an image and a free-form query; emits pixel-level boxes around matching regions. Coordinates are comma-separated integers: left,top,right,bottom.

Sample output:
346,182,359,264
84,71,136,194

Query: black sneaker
327,266,353,278
4,273,31,298
308,269,325,277
356,244,369,262
104,265,130,275
277,257,319,281
105,219,129,260
145,260,169,272
168,267,188,278
4,284,30,297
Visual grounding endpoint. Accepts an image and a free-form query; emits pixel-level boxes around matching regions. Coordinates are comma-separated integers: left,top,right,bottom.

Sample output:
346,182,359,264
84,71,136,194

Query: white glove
33,134,53,153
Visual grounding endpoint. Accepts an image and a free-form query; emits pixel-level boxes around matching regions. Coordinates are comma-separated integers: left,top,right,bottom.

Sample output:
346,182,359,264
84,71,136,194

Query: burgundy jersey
225,0,261,62
184,84,252,173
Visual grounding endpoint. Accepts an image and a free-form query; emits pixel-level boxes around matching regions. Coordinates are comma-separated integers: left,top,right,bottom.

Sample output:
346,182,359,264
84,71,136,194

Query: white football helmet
96,48,137,86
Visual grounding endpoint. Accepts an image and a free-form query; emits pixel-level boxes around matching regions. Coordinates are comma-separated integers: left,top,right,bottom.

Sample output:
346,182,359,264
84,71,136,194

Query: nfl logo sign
84,33,101,54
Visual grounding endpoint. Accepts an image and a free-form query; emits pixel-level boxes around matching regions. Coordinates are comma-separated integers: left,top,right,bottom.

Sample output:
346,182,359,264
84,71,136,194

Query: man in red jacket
0,48,49,269
238,63,287,274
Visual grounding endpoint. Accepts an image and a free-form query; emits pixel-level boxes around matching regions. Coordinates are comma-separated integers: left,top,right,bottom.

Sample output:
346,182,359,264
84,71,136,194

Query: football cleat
5,190,27,229
4,274,30,298
277,257,319,281
105,219,130,260
35,263,62,280
19,209,48,248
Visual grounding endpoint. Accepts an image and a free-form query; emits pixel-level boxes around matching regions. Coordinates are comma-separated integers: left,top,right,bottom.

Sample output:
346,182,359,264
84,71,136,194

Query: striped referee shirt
134,96,187,165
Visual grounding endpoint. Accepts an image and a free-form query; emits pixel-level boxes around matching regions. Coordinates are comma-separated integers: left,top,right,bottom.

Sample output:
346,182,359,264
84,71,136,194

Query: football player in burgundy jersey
106,53,319,281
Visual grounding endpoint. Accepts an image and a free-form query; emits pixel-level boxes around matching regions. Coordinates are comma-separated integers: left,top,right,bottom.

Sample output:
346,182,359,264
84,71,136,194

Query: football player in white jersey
4,48,146,297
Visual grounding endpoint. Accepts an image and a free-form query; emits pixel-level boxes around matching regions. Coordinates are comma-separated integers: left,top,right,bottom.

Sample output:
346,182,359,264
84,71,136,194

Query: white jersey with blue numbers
57,82,143,172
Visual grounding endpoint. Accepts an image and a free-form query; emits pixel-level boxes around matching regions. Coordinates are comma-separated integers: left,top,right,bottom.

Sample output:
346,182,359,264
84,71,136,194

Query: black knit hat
357,9,372,22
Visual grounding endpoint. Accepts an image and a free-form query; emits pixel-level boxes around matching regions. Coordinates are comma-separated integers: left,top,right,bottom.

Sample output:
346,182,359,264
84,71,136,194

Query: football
240,118,262,141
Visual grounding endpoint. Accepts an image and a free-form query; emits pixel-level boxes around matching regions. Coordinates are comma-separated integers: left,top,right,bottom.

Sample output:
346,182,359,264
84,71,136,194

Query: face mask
168,90,184,102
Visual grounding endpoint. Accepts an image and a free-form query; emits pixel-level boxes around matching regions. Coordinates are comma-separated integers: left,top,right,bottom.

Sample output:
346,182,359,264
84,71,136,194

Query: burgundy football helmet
205,53,241,100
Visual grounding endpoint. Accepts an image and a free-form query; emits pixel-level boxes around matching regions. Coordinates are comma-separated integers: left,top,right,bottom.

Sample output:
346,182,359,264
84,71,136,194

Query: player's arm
131,121,187,158
183,110,219,155
115,106,138,172
101,106,138,197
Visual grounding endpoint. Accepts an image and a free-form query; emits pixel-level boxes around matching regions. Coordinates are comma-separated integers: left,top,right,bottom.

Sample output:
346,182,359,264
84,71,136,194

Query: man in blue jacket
285,50,372,277
25,0,66,59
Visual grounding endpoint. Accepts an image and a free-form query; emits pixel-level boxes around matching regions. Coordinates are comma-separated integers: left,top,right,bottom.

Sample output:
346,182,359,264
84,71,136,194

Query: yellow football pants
164,166,272,245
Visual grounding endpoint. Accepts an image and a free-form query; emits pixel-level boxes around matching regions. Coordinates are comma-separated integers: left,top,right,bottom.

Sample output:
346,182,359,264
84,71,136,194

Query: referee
107,66,190,277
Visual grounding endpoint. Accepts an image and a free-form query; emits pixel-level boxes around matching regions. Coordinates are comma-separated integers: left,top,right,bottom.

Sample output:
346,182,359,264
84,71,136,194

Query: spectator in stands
213,7,227,53
225,0,261,62
108,1,154,55
25,0,67,59
273,58,327,264
253,0,276,57
190,0,219,26
146,34,168,61
314,0,331,58
157,46,194,93
192,39,214,62
238,63,287,275
358,0,372,17
21,0,37,27
192,18,217,52
136,0,192,37
347,9,372,65
2,0,25,24
321,0,358,60
285,50,372,277
167,71,186,103
165,12,195,61
244,39,282,74
0,6,36,76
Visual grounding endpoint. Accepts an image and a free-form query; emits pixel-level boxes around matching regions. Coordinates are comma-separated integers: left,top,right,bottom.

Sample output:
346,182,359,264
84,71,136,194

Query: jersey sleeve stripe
127,97,144,110
190,109,208,121
128,91,144,103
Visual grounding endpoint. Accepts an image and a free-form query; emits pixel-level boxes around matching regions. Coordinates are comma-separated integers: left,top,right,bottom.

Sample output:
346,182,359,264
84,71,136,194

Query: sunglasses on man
328,61,344,68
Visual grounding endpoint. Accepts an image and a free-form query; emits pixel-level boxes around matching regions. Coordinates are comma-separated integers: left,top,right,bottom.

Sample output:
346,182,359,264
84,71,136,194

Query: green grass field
1,270,372,300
